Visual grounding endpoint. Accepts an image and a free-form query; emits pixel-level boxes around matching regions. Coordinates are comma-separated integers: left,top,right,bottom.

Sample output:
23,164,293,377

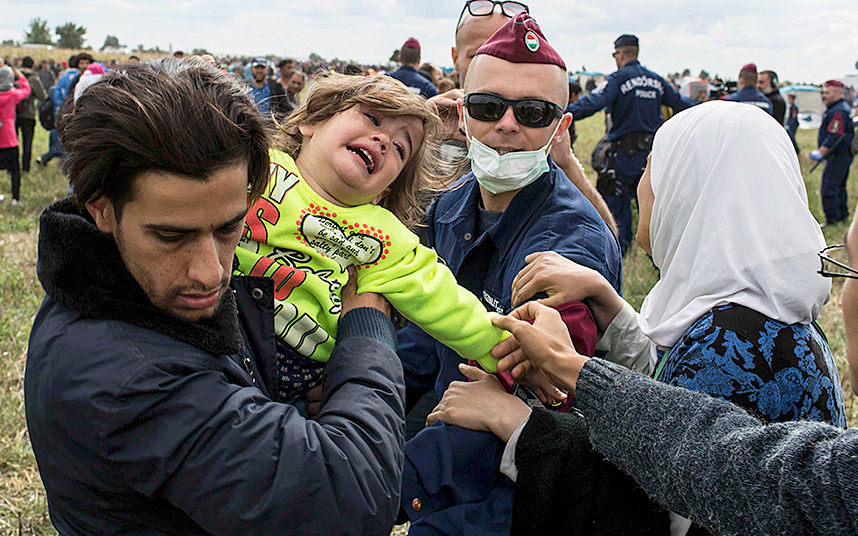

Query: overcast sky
5,0,857,83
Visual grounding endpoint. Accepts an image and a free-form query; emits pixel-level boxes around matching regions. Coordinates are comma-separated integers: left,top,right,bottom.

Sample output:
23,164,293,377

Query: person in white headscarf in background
427,101,848,535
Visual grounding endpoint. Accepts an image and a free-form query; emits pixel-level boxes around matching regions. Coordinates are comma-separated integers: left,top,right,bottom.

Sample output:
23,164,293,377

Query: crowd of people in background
0,43,855,209
6,5,858,533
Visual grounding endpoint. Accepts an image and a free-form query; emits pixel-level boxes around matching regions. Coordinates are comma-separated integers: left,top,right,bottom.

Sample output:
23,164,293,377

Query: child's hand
428,89,465,142
341,266,391,319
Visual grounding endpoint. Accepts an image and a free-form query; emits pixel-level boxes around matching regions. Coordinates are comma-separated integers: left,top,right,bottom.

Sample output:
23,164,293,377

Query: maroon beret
475,12,566,70
402,37,420,50
741,63,757,74
824,79,844,88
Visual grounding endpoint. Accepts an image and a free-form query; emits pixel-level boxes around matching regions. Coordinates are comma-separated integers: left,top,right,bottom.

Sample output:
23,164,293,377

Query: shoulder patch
828,112,845,135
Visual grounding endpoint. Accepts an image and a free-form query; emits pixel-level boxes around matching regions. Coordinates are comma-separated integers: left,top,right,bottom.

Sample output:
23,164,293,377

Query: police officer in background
389,37,438,99
567,34,695,254
810,80,855,226
724,63,773,115
785,92,800,153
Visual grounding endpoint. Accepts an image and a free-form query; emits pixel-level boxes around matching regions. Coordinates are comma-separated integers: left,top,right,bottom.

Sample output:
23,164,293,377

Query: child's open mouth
348,146,376,174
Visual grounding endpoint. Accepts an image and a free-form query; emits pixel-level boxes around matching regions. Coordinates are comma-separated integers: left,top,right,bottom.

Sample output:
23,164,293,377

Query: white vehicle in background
779,85,824,129
679,77,711,103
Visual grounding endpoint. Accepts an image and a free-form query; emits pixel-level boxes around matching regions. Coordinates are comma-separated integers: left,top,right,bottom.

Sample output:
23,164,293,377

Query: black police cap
614,34,639,48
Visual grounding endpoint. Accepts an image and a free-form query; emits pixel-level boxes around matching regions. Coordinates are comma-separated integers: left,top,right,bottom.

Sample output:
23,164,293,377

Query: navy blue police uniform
389,65,438,99
566,35,694,254
398,161,622,535
724,86,773,115
818,97,855,224
786,100,800,153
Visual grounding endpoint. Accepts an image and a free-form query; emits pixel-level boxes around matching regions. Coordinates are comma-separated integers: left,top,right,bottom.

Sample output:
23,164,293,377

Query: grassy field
1,114,857,534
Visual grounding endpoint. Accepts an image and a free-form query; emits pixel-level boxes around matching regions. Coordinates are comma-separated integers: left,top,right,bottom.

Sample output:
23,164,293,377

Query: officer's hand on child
427,364,532,443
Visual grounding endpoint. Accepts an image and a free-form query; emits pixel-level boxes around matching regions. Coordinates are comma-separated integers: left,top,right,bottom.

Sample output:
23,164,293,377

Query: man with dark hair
277,57,296,84
25,58,406,534
567,34,695,254
15,56,47,173
248,56,291,120
725,63,773,115
127,55,140,64
284,69,306,110
757,69,785,124
389,37,438,99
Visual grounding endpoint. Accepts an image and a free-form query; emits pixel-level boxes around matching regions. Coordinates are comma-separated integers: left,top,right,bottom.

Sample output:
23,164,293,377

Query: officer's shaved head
739,69,757,89
453,11,508,85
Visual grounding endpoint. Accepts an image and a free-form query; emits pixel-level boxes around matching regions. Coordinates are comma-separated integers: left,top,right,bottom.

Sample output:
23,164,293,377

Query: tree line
21,17,125,51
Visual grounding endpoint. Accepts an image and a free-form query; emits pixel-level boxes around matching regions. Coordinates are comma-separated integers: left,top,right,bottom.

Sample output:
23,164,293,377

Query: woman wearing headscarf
513,99,845,428
428,101,848,535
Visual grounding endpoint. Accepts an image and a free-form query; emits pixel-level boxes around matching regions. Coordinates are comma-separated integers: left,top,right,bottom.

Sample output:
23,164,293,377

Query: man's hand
517,367,568,405
511,251,624,332
340,266,391,319
549,128,576,170
809,150,824,162
511,251,600,308
305,385,322,419
491,302,589,396
428,89,465,142
426,364,531,442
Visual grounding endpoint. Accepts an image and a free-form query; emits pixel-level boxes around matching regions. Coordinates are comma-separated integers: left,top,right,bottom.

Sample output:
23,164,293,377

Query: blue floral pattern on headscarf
656,303,846,428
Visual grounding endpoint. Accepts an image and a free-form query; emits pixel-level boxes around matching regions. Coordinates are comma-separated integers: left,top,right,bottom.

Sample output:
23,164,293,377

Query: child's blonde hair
275,73,455,229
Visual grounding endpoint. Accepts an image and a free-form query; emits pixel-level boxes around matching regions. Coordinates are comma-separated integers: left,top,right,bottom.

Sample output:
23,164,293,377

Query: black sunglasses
464,92,563,128
457,0,529,27
818,244,858,279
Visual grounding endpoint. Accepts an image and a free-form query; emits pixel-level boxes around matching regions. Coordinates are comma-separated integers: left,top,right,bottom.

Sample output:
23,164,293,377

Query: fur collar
37,198,242,356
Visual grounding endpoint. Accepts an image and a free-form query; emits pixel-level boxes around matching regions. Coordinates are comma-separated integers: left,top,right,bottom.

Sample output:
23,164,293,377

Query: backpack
38,97,54,130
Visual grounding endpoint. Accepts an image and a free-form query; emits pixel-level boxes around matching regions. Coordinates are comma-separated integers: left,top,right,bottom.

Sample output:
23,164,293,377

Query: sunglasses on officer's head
464,93,563,128
457,0,530,27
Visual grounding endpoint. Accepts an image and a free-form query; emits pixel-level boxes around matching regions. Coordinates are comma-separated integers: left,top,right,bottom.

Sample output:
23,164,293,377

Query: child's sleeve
357,243,509,373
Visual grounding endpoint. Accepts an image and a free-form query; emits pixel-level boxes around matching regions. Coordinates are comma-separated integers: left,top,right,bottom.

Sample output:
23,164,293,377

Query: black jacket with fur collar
25,198,406,535
36,197,243,357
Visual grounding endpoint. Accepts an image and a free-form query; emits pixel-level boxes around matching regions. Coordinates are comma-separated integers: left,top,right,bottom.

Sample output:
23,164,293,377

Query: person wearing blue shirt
724,63,773,116
398,14,626,535
37,53,93,167
388,38,438,99
247,57,291,122
810,80,855,225
566,35,694,254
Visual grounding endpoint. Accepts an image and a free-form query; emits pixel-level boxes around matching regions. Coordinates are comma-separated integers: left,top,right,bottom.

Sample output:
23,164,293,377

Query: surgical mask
464,116,561,195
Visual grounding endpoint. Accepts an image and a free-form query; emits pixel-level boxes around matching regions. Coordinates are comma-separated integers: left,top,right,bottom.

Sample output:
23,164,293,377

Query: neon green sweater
235,150,507,371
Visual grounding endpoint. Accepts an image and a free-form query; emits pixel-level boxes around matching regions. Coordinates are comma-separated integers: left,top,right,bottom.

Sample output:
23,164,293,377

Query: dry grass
1,45,168,66
1,111,856,534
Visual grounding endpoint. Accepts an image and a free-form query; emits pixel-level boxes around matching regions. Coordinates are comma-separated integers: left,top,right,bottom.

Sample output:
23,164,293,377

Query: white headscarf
639,101,829,348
